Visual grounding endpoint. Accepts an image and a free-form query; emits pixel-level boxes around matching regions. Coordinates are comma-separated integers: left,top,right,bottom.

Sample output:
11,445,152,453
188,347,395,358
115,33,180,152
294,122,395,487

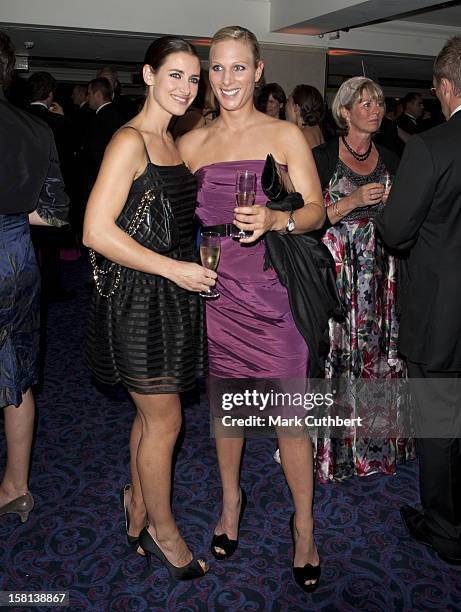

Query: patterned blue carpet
0,258,460,611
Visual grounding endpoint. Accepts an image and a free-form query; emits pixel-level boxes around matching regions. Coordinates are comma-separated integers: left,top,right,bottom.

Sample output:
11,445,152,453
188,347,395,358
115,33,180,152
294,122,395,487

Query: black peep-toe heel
290,513,321,593
139,527,208,581
211,489,247,560
120,484,142,552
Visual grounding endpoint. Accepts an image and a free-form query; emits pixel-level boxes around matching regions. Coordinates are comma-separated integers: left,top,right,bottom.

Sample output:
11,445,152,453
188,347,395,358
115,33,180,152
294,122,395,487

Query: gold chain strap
89,189,157,298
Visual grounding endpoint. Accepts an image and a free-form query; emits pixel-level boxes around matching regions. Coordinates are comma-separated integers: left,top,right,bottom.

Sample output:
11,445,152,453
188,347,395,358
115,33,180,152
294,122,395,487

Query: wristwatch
282,210,295,234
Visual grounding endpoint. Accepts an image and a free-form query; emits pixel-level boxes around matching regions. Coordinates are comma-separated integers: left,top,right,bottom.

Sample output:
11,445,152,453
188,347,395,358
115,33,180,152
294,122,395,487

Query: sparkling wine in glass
234,170,257,239
199,232,221,298
382,172,392,201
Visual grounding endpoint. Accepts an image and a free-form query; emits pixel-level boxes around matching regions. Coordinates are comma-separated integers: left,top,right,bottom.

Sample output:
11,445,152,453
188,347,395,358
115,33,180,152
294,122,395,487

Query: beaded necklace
341,135,372,162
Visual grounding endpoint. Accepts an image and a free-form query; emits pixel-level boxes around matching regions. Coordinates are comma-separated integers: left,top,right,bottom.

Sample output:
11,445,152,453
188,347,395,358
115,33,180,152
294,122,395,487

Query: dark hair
256,83,286,114
88,77,112,101
73,84,88,96
434,36,461,96
0,31,15,88
384,97,397,113
143,36,199,76
190,69,217,112
28,71,57,102
292,84,325,127
402,92,422,110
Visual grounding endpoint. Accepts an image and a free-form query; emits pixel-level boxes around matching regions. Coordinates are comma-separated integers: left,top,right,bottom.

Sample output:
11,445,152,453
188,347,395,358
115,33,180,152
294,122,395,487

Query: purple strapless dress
196,160,309,378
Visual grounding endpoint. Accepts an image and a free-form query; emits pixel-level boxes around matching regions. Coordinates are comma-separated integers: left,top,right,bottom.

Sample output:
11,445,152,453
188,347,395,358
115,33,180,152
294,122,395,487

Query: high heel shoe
0,492,34,523
120,484,142,552
290,513,321,593
138,527,208,581
211,488,247,560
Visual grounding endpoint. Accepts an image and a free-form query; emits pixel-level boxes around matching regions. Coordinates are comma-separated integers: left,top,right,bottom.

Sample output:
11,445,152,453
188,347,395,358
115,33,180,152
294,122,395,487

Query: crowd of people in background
3,55,444,307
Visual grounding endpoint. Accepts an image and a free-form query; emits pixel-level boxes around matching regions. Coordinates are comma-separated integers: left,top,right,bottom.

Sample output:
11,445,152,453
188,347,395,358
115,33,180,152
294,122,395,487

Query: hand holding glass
234,170,257,239
382,172,392,203
199,232,220,298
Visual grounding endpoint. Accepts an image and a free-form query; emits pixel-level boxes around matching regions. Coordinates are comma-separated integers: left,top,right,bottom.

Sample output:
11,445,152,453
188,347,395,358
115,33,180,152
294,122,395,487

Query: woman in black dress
83,37,216,580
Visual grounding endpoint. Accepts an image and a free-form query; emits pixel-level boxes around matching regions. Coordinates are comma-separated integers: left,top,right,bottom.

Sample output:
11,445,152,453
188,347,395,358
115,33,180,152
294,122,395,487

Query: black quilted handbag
90,187,180,298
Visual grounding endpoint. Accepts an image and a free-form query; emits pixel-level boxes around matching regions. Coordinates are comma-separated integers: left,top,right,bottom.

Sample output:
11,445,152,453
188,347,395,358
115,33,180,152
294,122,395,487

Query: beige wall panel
260,45,326,97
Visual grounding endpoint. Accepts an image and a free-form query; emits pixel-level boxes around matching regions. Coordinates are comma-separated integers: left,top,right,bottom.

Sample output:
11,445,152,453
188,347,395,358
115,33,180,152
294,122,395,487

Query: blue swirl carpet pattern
0,259,460,611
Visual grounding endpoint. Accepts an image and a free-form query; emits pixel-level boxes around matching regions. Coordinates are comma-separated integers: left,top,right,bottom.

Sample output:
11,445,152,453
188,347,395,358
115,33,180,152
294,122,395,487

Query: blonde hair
332,76,384,132
211,25,261,66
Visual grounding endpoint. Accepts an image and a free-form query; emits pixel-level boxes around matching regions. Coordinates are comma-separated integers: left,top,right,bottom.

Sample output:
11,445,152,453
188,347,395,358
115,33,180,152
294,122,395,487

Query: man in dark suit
373,97,404,157
27,72,74,302
80,77,124,203
97,66,136,120
27,72,71,176
396,92,424,147
376,36,461,565
68,84,93,236
69,83,93,151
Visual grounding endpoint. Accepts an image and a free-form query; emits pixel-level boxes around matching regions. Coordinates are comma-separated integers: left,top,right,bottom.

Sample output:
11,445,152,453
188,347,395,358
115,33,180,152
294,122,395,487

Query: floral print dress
316,157,414,482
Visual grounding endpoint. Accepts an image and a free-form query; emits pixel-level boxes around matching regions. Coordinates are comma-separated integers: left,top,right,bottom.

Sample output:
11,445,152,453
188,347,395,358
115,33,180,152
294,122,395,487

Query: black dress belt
202,223,239,237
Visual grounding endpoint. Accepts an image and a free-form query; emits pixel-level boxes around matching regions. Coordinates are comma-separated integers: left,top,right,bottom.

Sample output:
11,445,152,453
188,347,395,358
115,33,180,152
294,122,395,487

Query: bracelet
332,201,344,218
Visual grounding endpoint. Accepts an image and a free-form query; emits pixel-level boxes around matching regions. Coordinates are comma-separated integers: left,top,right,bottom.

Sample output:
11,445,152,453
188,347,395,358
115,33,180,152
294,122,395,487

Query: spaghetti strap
122,125,151,163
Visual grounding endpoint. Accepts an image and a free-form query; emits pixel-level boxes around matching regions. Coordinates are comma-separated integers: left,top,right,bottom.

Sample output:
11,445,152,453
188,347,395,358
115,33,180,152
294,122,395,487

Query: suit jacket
81,103,124,197
28,103,66,133
396,112,422,137
376,110,461,371
373,116,403,157
112,94,137,120
28,103,72,185
69,102,94,155
0,91,68,220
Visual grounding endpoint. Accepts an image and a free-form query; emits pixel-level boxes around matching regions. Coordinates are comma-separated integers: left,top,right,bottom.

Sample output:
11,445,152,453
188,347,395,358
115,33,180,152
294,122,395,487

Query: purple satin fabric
196,160,309,378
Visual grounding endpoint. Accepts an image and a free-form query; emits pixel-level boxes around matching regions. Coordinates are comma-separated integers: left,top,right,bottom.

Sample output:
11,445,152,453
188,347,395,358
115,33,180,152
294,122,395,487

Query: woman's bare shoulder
100,125,151,181
275,119,303,138
178,125,209,148
253,114,302,142
250,117,304,163
177,124,215,166
108,125,146,157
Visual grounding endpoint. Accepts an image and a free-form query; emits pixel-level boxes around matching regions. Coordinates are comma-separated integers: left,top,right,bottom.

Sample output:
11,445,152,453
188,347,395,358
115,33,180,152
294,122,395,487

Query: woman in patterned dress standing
313,77,414,482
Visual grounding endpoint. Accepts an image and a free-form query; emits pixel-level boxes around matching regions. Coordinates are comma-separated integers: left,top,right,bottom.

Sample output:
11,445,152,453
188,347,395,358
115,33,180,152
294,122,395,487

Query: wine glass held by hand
355,182,385,208
382,172,392,203
200,232,221,298
234,170,257,238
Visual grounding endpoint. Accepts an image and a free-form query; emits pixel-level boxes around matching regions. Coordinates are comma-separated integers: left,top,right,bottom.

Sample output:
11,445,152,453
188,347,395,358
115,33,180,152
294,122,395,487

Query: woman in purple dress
179,26,325,592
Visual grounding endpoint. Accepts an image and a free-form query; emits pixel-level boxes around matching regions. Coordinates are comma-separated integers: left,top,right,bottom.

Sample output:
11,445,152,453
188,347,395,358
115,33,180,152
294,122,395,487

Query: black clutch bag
261,153,295,202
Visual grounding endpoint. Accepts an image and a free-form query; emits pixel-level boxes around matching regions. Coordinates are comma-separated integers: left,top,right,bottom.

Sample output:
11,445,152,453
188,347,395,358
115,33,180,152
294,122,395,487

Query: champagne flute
199,232,221,298
233,170,257,239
